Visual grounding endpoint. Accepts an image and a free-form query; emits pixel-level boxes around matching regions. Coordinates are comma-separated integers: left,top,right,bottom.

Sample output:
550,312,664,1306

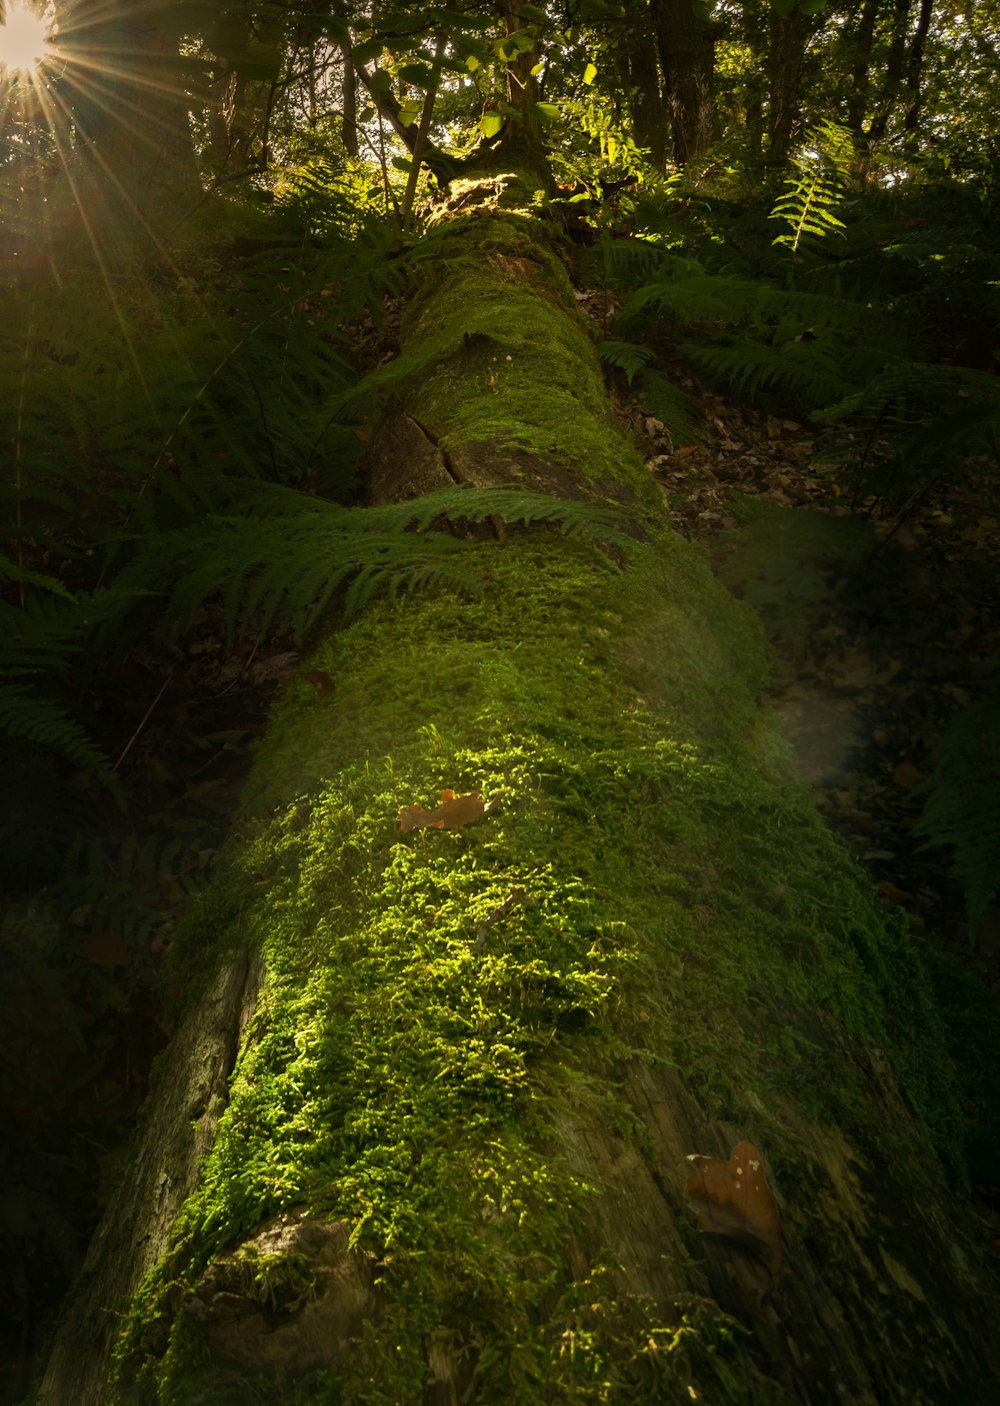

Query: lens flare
0,2,52,74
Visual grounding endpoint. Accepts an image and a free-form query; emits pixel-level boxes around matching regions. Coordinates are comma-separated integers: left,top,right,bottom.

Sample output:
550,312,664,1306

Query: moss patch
109,528,969,1403
377,215,659,504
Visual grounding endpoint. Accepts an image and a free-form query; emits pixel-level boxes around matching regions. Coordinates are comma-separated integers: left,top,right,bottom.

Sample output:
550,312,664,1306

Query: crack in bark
405,413,465,486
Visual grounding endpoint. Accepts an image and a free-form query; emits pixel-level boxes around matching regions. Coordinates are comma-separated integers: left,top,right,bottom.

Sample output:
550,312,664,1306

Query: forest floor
8,282,1000,1405
585,288,1000,993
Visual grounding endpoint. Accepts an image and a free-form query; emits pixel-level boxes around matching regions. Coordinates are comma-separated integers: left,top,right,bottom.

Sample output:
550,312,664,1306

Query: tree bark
35,196,1000,1406
903,0,935,132
766,8,811,161
651,0,717,164
617,10,669,170
341,45,359,158
846,0,881,139
866,0,913,142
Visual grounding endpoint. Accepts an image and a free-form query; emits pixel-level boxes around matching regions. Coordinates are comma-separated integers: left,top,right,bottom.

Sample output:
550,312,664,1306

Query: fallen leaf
892,760,922,790
399,789,494,834
685,1139,783,1274
877,879,914,905
80,932,131,967
301,669,335,699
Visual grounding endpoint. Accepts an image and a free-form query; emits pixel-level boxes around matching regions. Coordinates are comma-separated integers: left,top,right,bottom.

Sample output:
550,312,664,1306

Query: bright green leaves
398,97,423,128
583,60,597,85
532,101,560,125
769,118,854,253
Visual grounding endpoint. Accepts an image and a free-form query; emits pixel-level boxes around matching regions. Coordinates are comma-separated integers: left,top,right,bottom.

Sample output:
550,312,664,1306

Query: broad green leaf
441,9,494,30
480,111,504,138
583,61,597,85
398,97,423,127
352,38,384,65
231,44,281,79
377,10,427,35
397,62,436,88
532,102,560,124
301,13,349,43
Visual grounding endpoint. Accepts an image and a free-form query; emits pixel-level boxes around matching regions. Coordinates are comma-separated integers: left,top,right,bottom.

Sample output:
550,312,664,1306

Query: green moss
109,529,969,1402
394,216,658,503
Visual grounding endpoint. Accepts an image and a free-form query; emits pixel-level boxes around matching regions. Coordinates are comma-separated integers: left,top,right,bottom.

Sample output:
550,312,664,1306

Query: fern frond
618,273,758,331
634,370,704,446
914,693,1000,937
0,684,119,792
769,118,854,253
684,336,851,412
597,339,655,385
584,235,670,289
815,360,1000,512
375,486,633,541
0,556,76,600
127,486,634,643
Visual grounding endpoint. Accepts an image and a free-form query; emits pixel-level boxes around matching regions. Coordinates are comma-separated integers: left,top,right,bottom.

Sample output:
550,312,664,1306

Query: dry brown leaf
892,760,923,790
399,789,493,834
301,669,335,699
685,1139,783,1274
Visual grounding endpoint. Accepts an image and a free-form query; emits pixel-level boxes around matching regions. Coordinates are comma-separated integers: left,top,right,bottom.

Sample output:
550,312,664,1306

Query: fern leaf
598,339,654,385
914,693,1000,937
619,273,757,331
125,486,634,644
635,370,704,446
0,683,120,792
684,336,850,413
769,118,854,253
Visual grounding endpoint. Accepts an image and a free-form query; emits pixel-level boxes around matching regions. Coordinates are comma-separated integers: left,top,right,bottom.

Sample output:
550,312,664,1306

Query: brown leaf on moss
399,789,493,834
685,1140,783,1275
301,669,335,698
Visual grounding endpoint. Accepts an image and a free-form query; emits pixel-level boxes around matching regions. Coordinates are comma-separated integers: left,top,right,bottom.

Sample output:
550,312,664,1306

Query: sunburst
0,1,54,75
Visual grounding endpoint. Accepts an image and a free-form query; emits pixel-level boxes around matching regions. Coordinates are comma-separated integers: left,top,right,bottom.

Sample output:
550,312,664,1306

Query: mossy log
36,198,1000,1405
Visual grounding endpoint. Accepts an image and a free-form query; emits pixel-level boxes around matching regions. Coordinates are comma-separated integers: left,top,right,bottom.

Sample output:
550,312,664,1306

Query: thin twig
113,670,173,773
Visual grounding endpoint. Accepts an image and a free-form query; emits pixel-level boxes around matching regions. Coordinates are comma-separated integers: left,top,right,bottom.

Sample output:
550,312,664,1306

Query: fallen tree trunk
37,181,1000,1405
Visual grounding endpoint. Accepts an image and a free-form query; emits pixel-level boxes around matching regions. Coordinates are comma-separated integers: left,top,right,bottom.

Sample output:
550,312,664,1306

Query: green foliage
598,341,704,445
126,484,634,643
0,193,401,856
915,692,1000,938
816,360,1000,517
0,683,121,794
769,119,855,254
602,195,998,515
597,337,654,382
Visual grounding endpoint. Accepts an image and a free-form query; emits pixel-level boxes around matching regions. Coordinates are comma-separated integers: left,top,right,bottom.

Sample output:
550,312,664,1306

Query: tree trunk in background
903,0,935,132
618,10,668,170
737,0,768,161
866,0,913,141
847,0,880,139
766,8,811,160
495,0,549,177
341,46,359,158
35,192,1000,1406
651,0,717,164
